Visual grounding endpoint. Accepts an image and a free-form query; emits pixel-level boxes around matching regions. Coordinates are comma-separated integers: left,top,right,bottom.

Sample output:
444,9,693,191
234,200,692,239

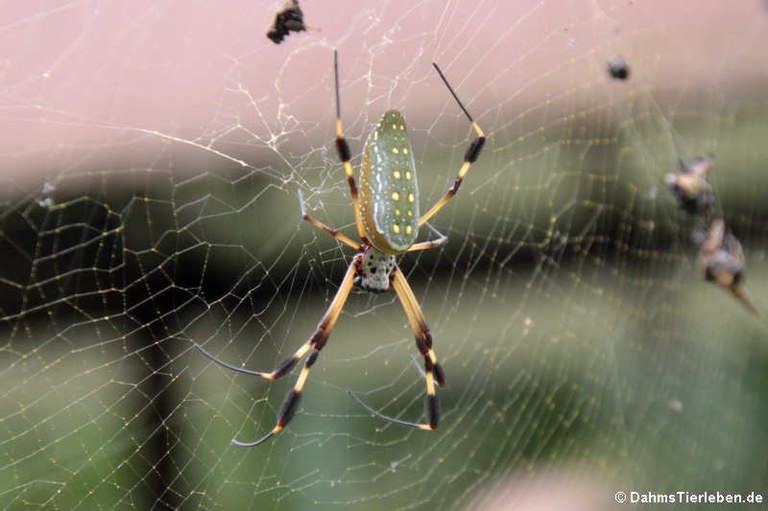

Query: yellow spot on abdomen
406,225,413,235
393,170,401,179
391,192,400,201
405,171,412,180
393,224,401,234
408,193,415,203
392,147,399,154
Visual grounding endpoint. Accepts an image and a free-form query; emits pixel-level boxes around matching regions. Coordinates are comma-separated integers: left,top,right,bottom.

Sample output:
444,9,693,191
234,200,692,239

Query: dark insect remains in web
665,157,758,315
267,0,308,44
696,219,757,315
607,56,630,80
664,156,716,216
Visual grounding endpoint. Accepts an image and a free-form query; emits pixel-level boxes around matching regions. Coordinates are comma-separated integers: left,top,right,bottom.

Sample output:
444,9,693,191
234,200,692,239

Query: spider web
1,1,767,509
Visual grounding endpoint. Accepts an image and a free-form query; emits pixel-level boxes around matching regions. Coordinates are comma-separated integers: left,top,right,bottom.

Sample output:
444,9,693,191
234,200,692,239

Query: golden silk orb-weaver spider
195,50,485,446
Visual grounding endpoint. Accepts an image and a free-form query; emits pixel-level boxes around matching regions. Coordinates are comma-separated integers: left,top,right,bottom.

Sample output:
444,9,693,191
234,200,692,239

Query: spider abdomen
360,110,419,254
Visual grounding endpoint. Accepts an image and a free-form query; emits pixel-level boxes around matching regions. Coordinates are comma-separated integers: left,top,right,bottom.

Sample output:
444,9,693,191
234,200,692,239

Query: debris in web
665,156,715,216
666,157,758,315
607,56,630,80
696,219,758,315
267,0,316,44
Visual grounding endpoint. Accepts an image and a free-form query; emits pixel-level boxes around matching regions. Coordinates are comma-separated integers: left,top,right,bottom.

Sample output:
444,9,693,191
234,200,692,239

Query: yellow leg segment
348,265,442,431
231,260,358,447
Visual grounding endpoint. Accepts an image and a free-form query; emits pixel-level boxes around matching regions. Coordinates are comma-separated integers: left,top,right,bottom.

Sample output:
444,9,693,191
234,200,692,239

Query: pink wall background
1,1,766,186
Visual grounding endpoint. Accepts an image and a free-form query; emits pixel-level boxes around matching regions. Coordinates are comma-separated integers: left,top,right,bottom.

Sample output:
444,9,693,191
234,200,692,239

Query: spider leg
391,266,446,388
230,259,358,447
298,189,362,249
406,223,448,252
418,63,485,227
348,265,444,431
194,341,310,380
333,50,369,244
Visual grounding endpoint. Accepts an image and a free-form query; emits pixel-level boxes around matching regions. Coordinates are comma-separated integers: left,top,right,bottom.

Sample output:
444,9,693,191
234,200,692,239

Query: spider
195,50,485,446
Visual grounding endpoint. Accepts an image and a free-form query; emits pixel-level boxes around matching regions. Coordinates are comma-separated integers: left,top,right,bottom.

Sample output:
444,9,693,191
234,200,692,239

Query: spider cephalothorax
195,50,485,446
355,248,397,293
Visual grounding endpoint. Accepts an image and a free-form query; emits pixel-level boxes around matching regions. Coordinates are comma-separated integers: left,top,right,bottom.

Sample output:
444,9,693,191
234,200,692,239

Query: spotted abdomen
359,110,419,254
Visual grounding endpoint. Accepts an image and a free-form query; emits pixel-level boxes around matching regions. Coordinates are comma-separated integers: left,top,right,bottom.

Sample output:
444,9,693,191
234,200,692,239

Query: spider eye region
357,248,396,293
360,110,420,254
